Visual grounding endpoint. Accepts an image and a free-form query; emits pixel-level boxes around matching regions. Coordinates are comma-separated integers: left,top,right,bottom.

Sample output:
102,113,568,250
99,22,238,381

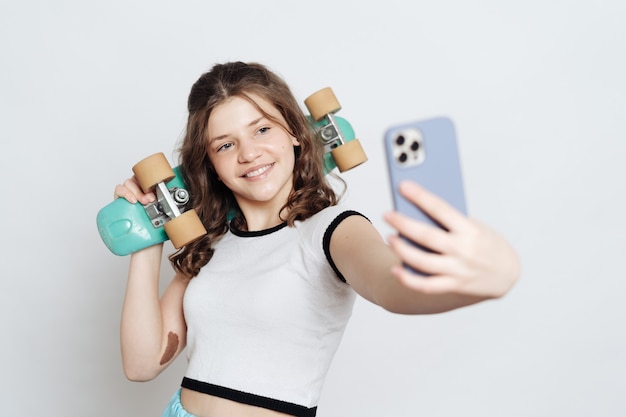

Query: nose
237,137,262,163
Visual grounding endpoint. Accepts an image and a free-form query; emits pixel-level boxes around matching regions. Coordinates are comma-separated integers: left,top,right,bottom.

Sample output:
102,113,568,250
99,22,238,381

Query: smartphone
384,116,467,261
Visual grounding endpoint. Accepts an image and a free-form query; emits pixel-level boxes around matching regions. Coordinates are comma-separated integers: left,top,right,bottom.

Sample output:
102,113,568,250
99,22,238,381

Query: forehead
209,94,279,126
206,93,290,143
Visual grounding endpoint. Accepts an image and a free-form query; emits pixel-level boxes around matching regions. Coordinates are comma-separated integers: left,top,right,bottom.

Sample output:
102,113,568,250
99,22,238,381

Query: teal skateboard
96,87,367,256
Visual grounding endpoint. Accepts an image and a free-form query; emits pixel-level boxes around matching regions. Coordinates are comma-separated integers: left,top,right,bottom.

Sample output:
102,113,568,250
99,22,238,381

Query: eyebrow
209,116,266,143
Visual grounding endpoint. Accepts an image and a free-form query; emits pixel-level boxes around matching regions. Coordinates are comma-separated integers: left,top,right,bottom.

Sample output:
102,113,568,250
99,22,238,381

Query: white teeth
244,164,271,178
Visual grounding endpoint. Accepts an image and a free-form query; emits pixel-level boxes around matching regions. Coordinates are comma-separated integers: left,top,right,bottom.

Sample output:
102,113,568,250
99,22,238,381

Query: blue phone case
384,116,467,232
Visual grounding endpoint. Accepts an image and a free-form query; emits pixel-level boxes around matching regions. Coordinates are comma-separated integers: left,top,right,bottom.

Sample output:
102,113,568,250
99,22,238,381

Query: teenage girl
114,61,520,417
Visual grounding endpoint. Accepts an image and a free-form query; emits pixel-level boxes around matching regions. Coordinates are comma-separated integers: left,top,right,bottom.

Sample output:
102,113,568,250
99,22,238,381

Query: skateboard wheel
164,209,207,249
304,87,341,121
132,153,176,193
331,139,368,172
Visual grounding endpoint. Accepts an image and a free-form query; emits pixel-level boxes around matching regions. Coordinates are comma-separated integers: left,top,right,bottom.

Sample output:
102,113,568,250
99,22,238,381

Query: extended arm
331,181,519,314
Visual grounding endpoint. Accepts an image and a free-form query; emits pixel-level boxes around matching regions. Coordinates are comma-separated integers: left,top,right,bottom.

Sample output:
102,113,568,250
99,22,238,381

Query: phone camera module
392,128,425,168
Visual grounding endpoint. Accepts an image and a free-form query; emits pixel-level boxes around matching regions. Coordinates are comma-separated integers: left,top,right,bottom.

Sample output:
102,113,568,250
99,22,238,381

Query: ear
291,135,301,146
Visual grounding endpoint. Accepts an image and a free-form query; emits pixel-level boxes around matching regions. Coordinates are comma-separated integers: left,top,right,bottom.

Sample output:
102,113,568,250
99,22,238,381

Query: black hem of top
181,377,317,417
322,210,369,283
229,221,289,237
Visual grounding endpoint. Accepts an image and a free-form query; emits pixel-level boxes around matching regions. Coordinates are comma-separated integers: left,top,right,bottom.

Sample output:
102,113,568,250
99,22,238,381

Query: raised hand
384,181,520,299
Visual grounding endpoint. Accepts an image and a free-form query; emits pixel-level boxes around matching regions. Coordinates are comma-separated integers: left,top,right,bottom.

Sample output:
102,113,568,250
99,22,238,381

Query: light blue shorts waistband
162,389,197,417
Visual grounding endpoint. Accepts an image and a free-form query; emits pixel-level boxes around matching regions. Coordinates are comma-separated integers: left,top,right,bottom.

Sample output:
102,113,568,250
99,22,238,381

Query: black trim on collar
181,377,317,417
322,210,369,283
229,221,288,237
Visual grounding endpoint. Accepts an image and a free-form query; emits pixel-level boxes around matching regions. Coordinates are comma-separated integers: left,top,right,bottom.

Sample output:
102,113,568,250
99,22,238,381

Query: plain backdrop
2,1,625,415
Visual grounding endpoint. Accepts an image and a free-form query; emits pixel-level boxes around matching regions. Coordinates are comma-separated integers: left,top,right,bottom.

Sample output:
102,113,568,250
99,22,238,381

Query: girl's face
206,94,300,218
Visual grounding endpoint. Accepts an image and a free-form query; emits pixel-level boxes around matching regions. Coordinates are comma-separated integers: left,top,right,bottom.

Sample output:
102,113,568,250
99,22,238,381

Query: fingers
113,184,136,204
383,180,520,301
397,181,468,233
386,237,468,295
385,210,452,254
113,177,156,205
387,219,521,299
387,234,459,276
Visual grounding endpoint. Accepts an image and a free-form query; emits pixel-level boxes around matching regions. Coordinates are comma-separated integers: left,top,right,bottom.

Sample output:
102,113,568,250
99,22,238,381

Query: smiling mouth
243,163,274,178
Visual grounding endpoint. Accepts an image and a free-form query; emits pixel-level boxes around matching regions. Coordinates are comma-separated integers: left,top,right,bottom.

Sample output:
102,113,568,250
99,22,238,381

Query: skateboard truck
305,87,367,172
145,184,190,228
313,112,345,154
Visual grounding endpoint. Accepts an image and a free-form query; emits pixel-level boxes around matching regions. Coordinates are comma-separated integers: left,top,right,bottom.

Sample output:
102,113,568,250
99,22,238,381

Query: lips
242,163,274,178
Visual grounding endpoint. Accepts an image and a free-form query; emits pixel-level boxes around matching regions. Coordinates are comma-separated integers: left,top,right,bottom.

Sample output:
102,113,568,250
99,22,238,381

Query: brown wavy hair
169,62,342,277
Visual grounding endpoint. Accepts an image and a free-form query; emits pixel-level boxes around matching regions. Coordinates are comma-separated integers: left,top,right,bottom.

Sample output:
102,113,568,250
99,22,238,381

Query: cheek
281,144,296,162
208,155,229,177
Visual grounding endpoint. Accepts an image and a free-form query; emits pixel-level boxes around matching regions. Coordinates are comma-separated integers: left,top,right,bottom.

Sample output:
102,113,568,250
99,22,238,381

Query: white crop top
182,206,364,417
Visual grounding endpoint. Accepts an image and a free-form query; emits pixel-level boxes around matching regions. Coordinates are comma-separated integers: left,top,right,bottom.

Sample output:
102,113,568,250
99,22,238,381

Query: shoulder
296,204,369,236
295,205,370,283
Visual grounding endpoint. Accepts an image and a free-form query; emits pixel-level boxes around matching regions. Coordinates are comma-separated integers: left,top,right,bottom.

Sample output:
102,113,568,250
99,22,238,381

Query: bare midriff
180,388,295,417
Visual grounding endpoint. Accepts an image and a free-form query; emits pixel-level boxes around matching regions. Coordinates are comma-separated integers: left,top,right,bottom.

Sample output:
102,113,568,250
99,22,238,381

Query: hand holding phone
383,117,520,295
384,117,467,273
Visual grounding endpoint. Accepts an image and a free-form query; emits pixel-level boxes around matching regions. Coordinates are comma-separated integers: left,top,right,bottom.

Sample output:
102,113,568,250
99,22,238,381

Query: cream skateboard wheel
164,209,206,249
132,153,176,192
304,87,341,121
331,139,368,172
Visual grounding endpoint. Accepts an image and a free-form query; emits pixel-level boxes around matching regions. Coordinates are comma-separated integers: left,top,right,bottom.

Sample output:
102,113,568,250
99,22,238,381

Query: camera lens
395,135,405,146
410,141,420,151
398,152,408,163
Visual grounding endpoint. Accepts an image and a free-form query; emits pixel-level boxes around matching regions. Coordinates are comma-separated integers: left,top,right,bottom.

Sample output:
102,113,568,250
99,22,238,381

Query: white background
2,1,625,415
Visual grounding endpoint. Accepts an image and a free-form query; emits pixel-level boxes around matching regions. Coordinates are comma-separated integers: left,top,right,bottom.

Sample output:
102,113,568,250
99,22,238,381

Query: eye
216,142,234,152
256,126,271,135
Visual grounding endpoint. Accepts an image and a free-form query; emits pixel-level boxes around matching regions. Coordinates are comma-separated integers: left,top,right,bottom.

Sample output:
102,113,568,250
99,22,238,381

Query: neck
236,201,288,231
